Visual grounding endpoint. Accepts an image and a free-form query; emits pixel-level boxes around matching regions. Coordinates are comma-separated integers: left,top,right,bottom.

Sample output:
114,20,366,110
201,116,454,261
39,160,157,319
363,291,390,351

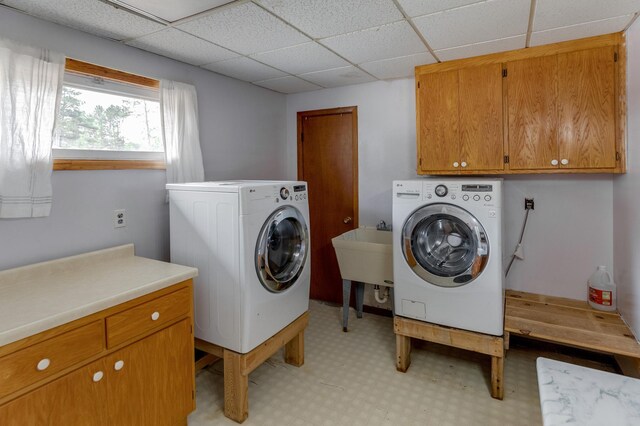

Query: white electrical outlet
114,209,126,228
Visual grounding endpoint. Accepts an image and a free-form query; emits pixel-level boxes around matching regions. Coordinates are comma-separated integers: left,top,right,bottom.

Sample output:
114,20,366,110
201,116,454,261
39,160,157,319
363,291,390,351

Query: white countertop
0,244,198,347
537,357,640,426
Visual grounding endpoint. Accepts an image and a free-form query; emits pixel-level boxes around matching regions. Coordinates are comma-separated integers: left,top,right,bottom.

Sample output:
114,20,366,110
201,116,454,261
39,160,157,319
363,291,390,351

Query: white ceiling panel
126,28,238,65
413,0,530,50
113,0,235,23
255,0,403,38
531,15,634,47
253,76,322,94
360,52,436,80
321,21,426,65
396,0,484,18
534,0,640,32
203,56,286,82
2,0,164,40
299,66,376,88
250,42,349,75
177,2,309,55
435,34,526,61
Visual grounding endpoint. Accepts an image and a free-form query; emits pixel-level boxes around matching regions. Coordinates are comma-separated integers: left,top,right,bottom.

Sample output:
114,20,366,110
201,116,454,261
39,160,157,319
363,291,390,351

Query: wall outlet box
114,209,126,228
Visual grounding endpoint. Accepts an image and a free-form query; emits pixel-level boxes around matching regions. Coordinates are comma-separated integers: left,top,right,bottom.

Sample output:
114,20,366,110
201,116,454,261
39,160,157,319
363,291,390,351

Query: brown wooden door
106,319,193,425
558,46,616,169
507,56,559,170
0,358,109,426
416,70,460,172
459,64,504,171
298,107,357,304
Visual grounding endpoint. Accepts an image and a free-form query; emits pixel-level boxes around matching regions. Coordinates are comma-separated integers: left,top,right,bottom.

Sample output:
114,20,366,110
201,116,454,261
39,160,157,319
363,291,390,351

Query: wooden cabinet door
558,46,616,169
507,56,559,170
459,63,504,171
0,358,109,426
416,70,460,172
106,319,193,426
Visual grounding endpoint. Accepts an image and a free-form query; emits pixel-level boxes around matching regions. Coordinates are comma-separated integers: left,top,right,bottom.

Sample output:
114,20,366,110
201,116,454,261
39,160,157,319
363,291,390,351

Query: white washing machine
392,179,504,336
167,181,310,353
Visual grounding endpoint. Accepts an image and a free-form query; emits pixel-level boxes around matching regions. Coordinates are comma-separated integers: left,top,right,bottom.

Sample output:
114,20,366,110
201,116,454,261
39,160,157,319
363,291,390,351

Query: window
53,59,164,170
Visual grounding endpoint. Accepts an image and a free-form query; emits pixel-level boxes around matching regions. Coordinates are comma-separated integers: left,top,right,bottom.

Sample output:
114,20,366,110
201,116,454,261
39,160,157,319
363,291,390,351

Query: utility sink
331,227,393,287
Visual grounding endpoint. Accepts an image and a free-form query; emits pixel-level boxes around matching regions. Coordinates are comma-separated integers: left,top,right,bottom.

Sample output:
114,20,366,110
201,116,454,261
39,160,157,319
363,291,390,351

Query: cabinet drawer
0,321,104,399
106,288,190,348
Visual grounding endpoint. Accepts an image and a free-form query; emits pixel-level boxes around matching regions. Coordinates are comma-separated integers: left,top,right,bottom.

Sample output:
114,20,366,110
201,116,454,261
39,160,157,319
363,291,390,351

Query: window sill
53,159,166,170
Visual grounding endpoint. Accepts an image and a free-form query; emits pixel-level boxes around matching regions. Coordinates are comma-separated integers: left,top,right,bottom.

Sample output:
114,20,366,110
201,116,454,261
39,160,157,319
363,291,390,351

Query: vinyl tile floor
188,300,617,426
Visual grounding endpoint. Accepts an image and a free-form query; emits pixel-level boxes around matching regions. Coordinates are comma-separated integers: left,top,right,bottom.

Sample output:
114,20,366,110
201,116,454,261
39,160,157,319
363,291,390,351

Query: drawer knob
551,159,559,166
151,311,160,321
93,371,104,382
114,360,125,371
37,358,50,371
561,158,569,165
461,162,467,168
453,162,459,168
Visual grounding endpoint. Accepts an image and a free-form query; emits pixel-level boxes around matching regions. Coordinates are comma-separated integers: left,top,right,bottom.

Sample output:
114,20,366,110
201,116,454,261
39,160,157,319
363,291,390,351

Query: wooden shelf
505,290,640,359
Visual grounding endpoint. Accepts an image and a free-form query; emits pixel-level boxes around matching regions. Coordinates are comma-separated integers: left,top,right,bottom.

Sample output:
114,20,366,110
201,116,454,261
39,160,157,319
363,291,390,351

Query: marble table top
537,357,640,426
0,244,197,347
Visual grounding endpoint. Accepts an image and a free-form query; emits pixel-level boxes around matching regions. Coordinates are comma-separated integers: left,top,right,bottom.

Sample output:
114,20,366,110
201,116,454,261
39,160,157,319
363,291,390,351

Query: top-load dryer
167,181,311,353
392,179,504,336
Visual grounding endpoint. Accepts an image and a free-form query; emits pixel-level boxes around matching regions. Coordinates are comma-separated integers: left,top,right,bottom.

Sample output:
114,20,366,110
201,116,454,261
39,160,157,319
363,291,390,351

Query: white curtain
0,38,65,218
160,80,204,194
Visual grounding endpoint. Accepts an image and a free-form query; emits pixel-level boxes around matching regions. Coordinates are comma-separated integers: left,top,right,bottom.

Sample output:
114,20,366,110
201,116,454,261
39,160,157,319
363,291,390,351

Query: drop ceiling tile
255,0,403,38
396,0,484,18
299,66,376,88
360,52,436,80
534,0,640,32
531,15,634,47
435,34,526,62
250,42,349,75
2,0,165,41
413,0,530,50
321,21,427,65
253,76,322,94
114,0,235,23
126,28,238,66
177,2,309,55
202,57,286,82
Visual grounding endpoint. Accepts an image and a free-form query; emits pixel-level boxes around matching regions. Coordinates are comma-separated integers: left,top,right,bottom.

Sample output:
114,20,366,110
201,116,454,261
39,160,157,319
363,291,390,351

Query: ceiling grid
1,0,639,93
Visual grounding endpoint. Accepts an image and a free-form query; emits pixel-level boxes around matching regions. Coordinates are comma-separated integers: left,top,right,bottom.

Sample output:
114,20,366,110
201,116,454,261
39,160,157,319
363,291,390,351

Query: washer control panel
423,182,497,207
273,184,307,204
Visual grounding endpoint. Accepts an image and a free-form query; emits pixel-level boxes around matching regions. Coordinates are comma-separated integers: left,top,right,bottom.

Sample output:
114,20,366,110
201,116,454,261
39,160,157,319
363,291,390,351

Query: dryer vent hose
505,209,531,277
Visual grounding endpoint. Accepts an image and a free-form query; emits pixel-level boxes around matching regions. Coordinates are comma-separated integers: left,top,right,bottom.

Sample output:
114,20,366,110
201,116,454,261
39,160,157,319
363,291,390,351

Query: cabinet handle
114,360,125,371
561,159,569,165
37,358,50,371
461,162,467,168
453,162,459,168
93,371,104,382
551,159,559,166
151,311,160,321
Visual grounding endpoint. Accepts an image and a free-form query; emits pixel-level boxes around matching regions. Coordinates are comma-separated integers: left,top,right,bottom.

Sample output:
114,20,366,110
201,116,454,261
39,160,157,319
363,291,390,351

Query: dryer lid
402,203,489,287
256,205,309,293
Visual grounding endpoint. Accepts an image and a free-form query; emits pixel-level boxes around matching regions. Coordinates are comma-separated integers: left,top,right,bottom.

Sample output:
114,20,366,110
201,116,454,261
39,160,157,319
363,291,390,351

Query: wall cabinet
416,33,625,175
0,281,194,426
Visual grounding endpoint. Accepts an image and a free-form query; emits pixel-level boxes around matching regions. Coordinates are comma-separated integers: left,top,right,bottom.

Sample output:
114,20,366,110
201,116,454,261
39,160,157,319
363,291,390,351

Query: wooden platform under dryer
394,315,505,400
195,311,309,423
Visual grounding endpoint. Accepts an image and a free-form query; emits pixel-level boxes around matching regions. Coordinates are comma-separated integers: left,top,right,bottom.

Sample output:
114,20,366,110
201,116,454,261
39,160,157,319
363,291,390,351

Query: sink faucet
377,220,391,231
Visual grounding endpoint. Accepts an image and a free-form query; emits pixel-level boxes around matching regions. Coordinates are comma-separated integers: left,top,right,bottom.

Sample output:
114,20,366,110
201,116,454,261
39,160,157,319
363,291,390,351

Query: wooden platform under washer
505,290,640,375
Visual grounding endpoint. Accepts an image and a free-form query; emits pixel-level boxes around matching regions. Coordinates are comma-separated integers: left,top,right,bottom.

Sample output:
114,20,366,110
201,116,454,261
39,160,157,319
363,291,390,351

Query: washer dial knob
280,187,290,200
434,185,448,197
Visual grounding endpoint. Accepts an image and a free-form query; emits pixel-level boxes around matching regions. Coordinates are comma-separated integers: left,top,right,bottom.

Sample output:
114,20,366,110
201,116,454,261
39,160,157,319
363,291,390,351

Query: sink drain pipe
373,285,390,304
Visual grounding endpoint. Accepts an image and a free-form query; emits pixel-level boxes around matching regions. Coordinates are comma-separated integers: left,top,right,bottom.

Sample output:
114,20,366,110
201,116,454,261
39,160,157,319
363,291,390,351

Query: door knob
551,159,559,166
343,217,352,224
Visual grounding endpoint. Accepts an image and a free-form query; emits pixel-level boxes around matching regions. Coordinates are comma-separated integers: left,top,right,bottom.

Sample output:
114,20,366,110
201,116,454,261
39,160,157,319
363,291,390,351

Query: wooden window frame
53,59,165,171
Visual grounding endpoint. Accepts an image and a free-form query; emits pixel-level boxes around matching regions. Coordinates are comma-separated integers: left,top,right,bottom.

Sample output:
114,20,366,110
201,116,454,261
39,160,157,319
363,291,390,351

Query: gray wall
0,6,287,270
614,19,640,338
286,79,614,301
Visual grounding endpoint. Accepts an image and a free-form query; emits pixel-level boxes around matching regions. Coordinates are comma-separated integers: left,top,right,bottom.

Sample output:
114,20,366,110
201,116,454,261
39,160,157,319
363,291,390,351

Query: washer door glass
256,206,309,293
402,203,489,287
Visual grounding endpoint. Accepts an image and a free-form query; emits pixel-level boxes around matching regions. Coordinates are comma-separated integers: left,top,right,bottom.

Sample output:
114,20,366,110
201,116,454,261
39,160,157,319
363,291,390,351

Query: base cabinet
0,282,194,426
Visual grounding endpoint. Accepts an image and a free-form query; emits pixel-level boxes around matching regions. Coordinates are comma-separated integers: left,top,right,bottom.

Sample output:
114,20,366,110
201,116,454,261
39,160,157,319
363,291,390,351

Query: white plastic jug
588,266,616,311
